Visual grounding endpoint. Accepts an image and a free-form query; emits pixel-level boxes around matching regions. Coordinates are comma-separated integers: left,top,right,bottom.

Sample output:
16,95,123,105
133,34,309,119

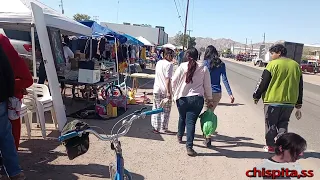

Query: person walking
253,44,303,153
0,45,26,180
178,49,184,65
151,47,174,134
203,45,235,147
0,34,33,150
172,47,213,156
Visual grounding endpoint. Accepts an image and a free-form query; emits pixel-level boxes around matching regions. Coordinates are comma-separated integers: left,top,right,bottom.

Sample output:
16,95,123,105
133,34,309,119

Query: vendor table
60,77,118,103
129,73,155,90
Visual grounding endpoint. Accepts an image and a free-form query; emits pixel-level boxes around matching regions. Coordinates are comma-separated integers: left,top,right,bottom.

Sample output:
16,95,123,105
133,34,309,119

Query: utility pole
182,0,190,52
59,0,64,14
186,29,192,49
245,38,247,53
251,40,253,54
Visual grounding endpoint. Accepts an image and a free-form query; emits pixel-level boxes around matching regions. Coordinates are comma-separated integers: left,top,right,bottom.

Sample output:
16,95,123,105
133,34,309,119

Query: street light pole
182,0,190,51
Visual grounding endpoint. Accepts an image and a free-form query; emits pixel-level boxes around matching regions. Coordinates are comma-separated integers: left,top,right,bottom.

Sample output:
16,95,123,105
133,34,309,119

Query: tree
73,13,91,21
173,31,196,48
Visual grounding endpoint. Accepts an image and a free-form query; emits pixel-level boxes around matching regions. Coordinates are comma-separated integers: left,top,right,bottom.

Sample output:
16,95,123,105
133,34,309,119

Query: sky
41,0,320,44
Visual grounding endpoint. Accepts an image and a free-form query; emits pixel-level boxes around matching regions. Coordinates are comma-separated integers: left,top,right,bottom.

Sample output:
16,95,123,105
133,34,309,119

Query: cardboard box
78,69,101,84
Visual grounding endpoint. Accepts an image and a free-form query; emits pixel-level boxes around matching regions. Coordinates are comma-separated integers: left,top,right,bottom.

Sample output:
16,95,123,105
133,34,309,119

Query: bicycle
58,107,164,180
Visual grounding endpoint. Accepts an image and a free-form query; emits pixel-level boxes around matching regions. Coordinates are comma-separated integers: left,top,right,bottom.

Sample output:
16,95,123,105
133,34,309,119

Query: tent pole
89,37,93,59
115,38,119,85
31,25,37,79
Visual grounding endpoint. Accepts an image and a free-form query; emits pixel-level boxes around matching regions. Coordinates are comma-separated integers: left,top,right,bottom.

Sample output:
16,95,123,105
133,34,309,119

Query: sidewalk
222,58,320,86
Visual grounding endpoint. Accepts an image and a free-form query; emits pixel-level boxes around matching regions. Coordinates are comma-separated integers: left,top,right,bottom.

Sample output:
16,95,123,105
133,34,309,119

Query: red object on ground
10,119,21,150
0,34,33,149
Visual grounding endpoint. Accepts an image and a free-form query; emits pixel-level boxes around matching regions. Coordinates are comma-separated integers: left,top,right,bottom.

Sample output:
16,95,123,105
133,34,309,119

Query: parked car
0,28,32,60
236,54,245,61
300,61,318,74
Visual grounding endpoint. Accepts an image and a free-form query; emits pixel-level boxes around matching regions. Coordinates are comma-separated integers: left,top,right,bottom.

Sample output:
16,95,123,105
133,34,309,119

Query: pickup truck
253,42,304,67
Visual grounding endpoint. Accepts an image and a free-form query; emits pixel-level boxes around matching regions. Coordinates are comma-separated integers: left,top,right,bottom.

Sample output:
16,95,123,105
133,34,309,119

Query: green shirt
263,58,302,105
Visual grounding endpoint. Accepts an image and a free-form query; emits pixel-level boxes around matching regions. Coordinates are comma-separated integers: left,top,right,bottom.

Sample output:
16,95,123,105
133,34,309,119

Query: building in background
231,46,260,55
100,22,168,46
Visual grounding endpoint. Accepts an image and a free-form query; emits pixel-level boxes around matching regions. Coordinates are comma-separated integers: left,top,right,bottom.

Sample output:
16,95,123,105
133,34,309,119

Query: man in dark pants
253,44,303,153
0,46,26,179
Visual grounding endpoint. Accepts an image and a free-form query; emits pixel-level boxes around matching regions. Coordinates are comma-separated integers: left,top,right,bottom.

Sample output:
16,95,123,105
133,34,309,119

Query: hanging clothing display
122,45,127,59
141,47,147,60
98,38,106,59
130,47,136,59
105,42,112,60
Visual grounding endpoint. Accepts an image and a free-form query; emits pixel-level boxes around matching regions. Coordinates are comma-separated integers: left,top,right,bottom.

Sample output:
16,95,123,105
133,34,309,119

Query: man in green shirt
253,44,303,153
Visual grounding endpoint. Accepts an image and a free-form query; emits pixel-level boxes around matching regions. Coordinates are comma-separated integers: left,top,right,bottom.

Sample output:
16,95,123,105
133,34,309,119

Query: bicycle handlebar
59,108,164,142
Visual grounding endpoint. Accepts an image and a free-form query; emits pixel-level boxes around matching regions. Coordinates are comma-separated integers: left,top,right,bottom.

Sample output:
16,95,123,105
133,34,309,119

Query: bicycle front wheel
111,168,132,180
124,169,132,180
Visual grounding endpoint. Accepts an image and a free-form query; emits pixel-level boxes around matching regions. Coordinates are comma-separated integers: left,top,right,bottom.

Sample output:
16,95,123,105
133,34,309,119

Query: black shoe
177,135,183,144
186,147,197,157
203,138,212,147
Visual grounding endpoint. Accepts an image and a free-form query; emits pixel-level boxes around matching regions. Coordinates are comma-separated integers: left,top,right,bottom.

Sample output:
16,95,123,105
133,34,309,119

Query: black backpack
60,120,90,160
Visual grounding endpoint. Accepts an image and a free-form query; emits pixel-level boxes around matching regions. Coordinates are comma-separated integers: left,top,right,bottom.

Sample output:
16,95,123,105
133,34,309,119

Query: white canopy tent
0,0,91,36
0,0,92,132
136,36,155,46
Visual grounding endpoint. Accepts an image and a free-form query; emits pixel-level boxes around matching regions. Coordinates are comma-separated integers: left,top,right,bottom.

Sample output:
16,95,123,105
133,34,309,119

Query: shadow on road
218,103,245,106
191,133,269,159
22,163,144,180
18,128,146,179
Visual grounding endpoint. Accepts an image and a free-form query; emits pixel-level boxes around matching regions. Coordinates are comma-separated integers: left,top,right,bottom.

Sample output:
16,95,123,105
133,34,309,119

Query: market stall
54,20,132,120
0,0,92,131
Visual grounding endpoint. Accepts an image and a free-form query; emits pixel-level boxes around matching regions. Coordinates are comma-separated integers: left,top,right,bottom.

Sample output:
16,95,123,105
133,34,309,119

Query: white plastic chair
28,83,58,139
20,103,31,139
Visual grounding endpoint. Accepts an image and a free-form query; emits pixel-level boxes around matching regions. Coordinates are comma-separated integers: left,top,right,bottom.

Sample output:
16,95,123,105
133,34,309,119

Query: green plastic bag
199,109,217,136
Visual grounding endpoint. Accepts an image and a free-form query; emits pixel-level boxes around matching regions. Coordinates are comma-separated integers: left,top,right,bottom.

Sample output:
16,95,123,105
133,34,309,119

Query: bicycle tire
111,170,132,180
124,169,132,180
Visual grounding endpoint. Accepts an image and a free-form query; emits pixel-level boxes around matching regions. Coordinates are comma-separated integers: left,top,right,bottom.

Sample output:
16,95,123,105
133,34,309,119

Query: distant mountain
168,37,275,50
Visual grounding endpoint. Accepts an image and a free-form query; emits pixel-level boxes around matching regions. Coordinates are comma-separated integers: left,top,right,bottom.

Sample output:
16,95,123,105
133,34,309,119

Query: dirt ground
16,66,320,180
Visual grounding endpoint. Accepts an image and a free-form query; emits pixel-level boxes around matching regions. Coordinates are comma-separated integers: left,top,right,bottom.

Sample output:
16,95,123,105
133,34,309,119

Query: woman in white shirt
172,47,214,156
151,48,174,134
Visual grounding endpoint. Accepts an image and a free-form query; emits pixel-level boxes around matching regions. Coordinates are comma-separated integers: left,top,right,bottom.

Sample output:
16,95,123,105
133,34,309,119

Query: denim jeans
0,102,21,176
176,96,204,148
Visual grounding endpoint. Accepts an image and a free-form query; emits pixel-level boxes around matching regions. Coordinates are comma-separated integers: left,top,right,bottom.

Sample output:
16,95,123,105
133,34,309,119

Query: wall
101,22,168,45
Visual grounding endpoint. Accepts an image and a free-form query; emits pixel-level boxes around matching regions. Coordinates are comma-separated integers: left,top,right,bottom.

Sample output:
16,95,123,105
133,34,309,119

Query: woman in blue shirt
203,45,235,147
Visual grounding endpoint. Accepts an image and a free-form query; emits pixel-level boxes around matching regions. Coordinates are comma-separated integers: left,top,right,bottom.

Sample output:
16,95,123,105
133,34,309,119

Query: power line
177,0,184,20
173,0,184,28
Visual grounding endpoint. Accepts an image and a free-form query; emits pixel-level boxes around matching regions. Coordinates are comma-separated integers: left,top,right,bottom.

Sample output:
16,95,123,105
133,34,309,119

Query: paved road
224,59,320,152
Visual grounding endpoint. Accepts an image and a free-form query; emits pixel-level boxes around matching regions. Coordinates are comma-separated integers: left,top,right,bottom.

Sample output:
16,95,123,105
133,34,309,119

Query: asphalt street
223,59,320,152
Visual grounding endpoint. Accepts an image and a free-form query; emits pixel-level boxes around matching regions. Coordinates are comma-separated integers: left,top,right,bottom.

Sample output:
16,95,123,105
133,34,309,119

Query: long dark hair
163,48,174,60
204,45,223,69
185,48,199,84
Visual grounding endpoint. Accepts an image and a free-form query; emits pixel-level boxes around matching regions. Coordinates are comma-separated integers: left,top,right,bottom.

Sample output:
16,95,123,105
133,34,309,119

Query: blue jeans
0,102,21,176
176,96,204,148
